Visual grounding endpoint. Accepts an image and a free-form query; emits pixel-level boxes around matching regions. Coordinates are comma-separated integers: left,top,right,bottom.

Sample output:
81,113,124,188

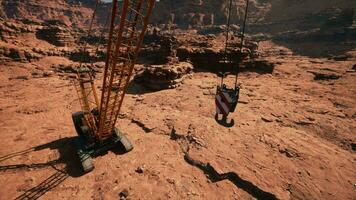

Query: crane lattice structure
72,0,156,173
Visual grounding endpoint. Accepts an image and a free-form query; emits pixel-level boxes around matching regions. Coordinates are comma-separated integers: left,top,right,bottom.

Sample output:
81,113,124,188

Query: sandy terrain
1,0,355,199
0,38,355,200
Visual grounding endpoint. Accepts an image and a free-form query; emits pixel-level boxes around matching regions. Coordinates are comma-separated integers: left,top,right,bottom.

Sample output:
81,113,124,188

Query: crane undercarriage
72,111,132,172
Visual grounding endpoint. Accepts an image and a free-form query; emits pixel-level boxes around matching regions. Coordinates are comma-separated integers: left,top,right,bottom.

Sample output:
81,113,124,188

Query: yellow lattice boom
74,0,156,141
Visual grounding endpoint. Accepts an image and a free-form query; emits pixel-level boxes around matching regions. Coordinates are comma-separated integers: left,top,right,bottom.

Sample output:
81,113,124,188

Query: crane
72,0,156,173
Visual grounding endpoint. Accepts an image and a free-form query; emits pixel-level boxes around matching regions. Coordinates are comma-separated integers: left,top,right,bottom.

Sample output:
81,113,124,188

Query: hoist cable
223,0,233,59
89,4,112,76
78,0,100,69
234,0,249,89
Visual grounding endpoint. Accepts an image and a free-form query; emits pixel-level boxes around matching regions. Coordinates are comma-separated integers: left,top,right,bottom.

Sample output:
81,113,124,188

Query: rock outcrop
141,30,259,72
134,62,193,90
0,46,43,63
36,20,75,47
0,19,39,41
0,0,100,28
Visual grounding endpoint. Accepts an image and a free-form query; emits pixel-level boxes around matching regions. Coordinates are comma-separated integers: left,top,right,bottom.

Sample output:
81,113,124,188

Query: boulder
134,62,193,90
309,70,342,81
9,48,27,62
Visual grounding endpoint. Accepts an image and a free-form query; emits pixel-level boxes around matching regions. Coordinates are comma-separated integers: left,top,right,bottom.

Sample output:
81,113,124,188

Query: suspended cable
77,0,101,70
89,4,112,77
224,0,233,59
215,0,250,127
234,0,249,89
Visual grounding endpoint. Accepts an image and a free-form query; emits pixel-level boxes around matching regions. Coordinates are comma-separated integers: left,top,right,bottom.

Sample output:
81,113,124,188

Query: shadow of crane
0,137,84,200
14,168,69,200
0,134,131,200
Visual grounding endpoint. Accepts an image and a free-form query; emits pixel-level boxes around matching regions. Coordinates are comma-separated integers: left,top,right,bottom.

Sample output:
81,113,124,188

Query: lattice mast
75,0,156,141
73,0,101,136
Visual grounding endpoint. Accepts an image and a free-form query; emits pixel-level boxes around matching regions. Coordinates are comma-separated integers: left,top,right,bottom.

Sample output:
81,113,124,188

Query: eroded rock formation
134,62,193,90
36,20,75,47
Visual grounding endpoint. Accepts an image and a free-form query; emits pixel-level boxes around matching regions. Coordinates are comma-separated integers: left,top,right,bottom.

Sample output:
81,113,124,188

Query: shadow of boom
15,169,69,200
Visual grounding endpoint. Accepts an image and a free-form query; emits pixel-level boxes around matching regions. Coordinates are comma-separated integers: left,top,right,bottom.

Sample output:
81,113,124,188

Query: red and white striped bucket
215,90,232,116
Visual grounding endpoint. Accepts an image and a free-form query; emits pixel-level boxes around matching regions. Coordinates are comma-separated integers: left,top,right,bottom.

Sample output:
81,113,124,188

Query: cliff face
150,0,269,27
1,0,354,31
150,0,355,32
1,0,355,49
252,0,355,33
0,0,99,28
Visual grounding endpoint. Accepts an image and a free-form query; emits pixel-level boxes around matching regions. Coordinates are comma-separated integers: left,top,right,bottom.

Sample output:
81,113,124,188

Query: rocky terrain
1,0,355,58
0,1,355,200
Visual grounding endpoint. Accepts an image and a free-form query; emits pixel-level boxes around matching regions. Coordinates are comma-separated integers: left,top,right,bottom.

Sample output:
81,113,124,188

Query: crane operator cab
215,72,240,127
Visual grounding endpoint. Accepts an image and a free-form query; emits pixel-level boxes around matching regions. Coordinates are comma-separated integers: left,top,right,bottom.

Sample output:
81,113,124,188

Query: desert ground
0,0,356,200
0,33,355,200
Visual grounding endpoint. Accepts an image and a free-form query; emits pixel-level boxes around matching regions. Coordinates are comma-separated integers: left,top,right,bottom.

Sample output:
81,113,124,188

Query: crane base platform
72,111,133,173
